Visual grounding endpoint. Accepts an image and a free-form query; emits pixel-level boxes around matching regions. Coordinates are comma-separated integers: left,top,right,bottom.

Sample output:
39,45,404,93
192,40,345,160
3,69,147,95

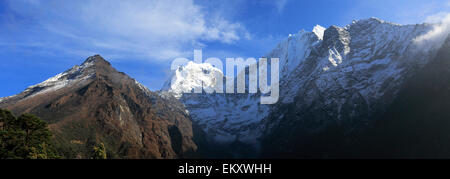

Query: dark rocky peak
356,17,384,24
79,55,115,74
347,17,401,34
321,25,350,53
82,54,111,66
7,55,127,102
349,17,386,29
78,55,123,80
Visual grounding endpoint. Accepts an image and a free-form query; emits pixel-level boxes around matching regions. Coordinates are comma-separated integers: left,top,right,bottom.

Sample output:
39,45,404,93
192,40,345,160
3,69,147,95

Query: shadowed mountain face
360,36,450,158
0,55,197,159
260,36,450,159
158,18,450,158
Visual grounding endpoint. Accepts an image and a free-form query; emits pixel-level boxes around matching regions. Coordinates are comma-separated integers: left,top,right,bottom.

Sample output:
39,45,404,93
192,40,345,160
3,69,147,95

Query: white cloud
274,0,289,13
5,0,249,61
424,12,450,23
414,12,450,49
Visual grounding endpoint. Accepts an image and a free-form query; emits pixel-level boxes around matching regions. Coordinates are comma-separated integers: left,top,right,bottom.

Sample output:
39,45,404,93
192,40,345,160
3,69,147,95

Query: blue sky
1,0,450,97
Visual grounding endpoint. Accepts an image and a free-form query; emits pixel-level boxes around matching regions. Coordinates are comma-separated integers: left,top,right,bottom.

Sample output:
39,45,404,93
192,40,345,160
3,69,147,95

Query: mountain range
1,18,450,158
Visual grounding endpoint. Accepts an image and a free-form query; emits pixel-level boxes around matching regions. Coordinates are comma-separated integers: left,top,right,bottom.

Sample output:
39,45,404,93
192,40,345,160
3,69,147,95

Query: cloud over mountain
3,0,249,61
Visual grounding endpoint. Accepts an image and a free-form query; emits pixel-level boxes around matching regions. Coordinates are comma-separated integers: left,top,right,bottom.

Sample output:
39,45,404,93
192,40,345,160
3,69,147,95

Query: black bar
0,159,446,177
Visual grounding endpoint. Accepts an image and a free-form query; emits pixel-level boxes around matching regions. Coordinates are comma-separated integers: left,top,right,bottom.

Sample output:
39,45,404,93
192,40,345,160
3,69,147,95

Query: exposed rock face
0,55,197,159
260,18,447,158
163,18,450,158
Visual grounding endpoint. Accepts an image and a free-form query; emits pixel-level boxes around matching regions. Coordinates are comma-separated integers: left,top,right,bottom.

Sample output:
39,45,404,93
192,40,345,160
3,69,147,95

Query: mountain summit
0,55,197,159
162,18,450,158
2,17,450,159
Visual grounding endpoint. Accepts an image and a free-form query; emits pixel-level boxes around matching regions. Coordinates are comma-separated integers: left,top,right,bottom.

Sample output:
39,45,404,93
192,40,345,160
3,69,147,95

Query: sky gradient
1,0,450,97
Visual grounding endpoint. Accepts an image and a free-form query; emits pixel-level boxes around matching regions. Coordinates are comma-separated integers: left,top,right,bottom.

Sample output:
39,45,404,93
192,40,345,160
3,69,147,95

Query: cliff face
0,55,197,159
358,36,450,158
163,18,450,158
260,20,450,158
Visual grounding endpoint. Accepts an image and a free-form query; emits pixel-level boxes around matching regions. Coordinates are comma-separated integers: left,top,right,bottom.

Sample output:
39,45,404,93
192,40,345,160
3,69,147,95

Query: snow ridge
313,25,326,40
23,60,96,98
163,18,444,145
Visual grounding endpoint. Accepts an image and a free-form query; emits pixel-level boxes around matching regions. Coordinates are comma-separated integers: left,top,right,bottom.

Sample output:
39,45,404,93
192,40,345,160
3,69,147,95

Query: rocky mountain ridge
0,55,197,159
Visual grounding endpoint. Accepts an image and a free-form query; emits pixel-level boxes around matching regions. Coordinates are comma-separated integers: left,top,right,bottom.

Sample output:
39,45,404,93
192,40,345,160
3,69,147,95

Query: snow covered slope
162,61,269,144
266,18,439,129
261,18,450,157
162,61,224,98
24,60,95,98
0,56,99,104
163,18,446,148
0,55,155,105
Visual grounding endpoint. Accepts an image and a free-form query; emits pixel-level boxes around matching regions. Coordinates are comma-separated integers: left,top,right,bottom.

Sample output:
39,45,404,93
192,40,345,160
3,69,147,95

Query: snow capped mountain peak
350,17,393,26
23,65,94,99
163,61,224,98
82,54,109,65
313,25,326,40
162,60,268,144
361,17,384,23
161,17,446,148
14,55,112,100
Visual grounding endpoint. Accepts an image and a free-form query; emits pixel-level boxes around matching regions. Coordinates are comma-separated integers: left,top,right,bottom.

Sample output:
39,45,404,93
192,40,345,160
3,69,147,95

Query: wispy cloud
425,12,450,23
414,12,450,50
274,0,289,13
3,0,249,61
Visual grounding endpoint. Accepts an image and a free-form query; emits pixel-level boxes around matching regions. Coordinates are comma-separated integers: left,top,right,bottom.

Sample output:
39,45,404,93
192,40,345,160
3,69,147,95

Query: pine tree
92,143,107,159
0,109,59,159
